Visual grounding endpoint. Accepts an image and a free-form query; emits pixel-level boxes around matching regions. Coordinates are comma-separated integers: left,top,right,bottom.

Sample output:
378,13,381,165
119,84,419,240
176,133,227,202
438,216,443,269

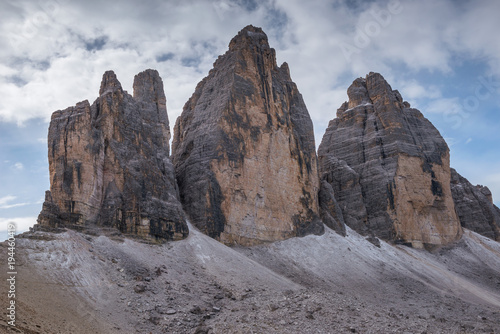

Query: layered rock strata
172,25,323,245
37,70,188,241
318,72,462,248
450,169,500,241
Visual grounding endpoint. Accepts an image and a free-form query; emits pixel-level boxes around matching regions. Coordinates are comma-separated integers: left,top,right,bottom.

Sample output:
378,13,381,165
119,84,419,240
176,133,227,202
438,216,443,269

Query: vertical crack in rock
37,69,188,242
318,72,462,249
172,25,323,246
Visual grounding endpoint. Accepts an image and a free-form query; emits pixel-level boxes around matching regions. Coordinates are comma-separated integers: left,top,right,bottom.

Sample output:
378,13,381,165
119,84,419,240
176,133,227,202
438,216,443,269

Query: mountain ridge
9,24,500,334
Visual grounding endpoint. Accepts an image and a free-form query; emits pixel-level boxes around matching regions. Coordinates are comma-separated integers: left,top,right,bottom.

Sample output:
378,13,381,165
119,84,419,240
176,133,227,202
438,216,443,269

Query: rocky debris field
1,223,499,333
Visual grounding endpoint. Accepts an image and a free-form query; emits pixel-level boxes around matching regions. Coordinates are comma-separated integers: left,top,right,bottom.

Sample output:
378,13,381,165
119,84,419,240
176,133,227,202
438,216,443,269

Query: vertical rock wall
172,25,323,245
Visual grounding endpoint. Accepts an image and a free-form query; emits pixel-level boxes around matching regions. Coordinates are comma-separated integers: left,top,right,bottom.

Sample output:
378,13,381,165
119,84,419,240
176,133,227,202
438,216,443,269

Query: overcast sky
1,0,499,240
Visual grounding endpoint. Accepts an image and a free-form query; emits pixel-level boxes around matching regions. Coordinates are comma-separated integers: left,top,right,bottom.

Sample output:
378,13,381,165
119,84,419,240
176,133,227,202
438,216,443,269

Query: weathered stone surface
318,72,462,248
172,25,323,245
318,180,346,236
319,155,364,234
450,168,500,241
37,69,188,241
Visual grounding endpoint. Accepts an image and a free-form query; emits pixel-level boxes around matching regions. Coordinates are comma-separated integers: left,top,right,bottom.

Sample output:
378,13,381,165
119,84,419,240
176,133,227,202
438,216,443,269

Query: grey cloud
84,36,109,51
156,53,175,62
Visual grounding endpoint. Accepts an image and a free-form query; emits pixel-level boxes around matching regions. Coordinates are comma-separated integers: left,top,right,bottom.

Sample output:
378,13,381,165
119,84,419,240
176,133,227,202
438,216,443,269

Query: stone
318,180,346,236
36,69,188,241
190,306,202,315
172,25,323,245
318,72,462,248
450,168,500,241
134,284,146,293
366,236,381,248
194,326,211,334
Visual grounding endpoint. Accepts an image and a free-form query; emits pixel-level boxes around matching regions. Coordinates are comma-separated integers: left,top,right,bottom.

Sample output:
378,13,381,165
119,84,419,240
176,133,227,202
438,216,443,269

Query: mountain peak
345,72,408,111
133,69,166,108
99,70,122,96
228,25,270,51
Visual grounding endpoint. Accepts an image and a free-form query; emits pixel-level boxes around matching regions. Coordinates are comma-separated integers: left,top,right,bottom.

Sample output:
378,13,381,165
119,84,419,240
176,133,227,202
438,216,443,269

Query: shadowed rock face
172,25,323,246
318,72,462,249
37,69,188,241
451,169,500,241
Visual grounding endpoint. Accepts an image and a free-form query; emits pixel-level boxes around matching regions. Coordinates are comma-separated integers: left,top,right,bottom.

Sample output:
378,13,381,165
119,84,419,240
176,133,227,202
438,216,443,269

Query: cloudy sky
1,0,499,240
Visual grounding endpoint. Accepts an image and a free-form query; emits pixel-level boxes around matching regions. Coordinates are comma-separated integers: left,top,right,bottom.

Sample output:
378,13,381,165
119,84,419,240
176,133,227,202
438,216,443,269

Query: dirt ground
1,224,499,333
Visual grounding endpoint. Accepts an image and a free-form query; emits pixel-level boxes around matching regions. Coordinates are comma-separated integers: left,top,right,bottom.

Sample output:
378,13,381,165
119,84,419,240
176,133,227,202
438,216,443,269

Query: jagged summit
341,72,410,114
99,70,123,95
228,25,271,51
133,69,165,103
133,69,171,153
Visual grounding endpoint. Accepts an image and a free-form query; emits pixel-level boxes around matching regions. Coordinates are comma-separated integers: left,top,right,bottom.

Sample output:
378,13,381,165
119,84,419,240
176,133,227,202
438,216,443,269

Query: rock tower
37,70,188,241
172,25,323,245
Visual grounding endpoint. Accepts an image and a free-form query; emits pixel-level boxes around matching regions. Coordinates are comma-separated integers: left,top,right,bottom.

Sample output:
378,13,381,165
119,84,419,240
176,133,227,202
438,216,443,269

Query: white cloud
0,195,29,209
1,0,500,128
396,79,442,102
425,97,462,114
0,216,36,233
0,195,17,207
13,162,24,170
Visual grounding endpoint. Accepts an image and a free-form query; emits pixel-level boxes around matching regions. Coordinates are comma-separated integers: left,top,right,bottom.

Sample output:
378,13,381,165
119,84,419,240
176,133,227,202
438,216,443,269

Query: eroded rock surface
450,169,500,241
37,70,188,241
318,72,462,248
172,25,323,245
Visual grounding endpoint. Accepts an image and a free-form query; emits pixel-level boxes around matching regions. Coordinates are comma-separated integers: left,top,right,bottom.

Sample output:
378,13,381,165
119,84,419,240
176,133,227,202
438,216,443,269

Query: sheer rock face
450,169,500,241
318,72,462,248
37,70,188,241
172,25,323,246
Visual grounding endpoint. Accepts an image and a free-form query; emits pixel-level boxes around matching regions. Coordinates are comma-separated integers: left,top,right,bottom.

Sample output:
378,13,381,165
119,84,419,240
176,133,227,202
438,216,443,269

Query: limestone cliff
37,70,188,241
172,25,323,245
318,72,462,248
450,169,500,241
